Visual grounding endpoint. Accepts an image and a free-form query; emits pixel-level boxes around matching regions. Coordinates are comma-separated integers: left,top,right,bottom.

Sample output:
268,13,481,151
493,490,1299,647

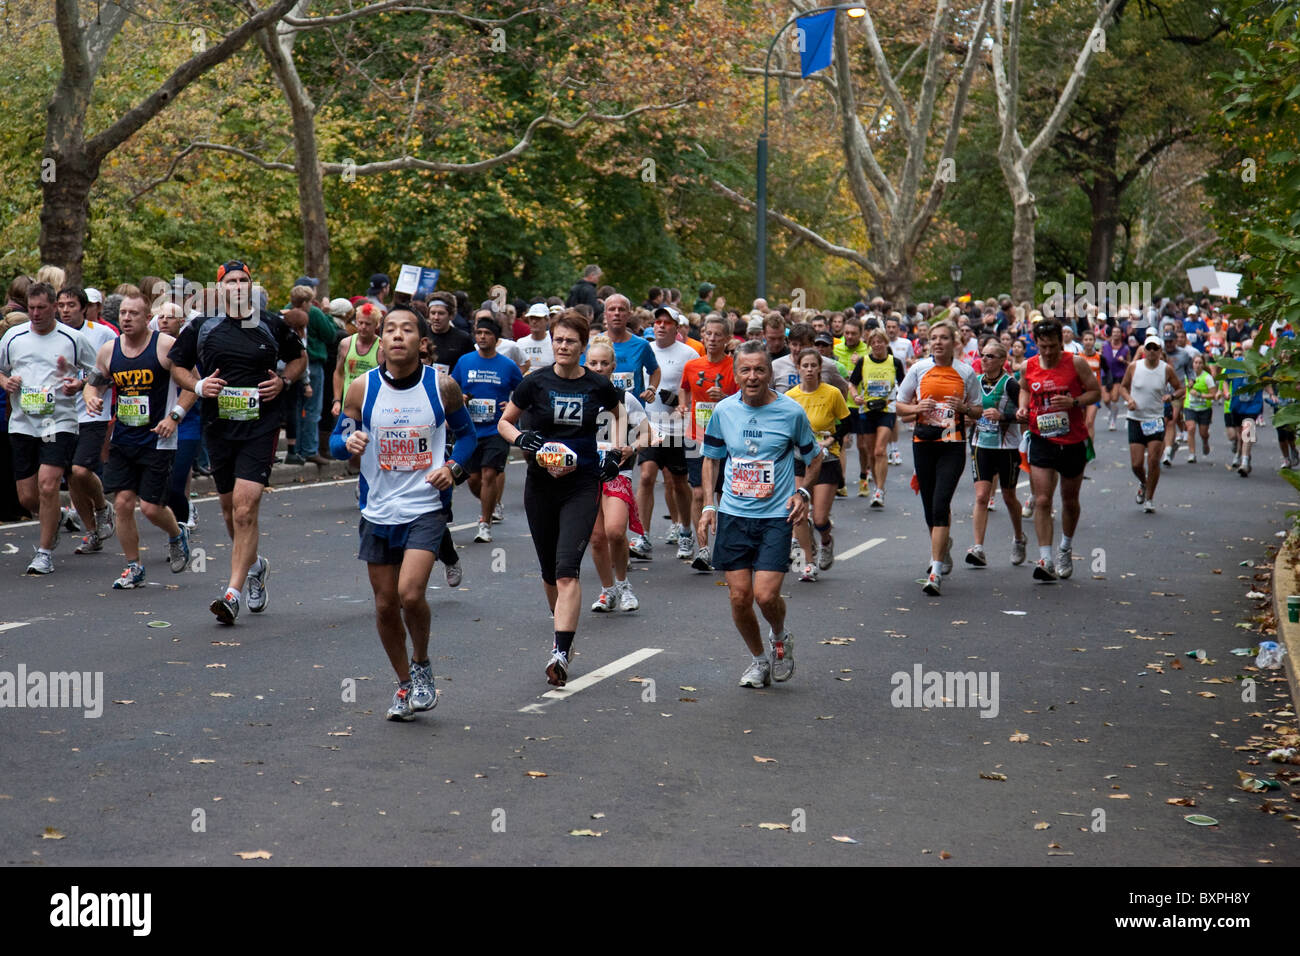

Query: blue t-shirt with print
701,393,820,519
452,350,523,438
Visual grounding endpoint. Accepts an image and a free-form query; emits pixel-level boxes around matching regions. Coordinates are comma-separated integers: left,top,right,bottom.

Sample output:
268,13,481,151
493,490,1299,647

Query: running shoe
474,521,492,543
835,485,847,498
409,661,437,711
546,648,569,687
922,572,942,596
1032,558,1058,582
769,631,794,682
1291,452,1300,469
965,545,987,567
628,534,653,560
492,501,504,523
986,497,996,512
799,563,818,582
95,502,116,541
676,532,694,560
1239,458,1252,477
817,534,834,570
61,507,84,534
691,546,713,572
1023,496,1035,517
25,549,53,575
386,684,416,721
1107,418,1117,431
1161,449,1173,467
1143,499,1156,513
871,489,884,508
246,555,270,613
890,450,903,465
617,581,639,612
445,562,463,588
1230,454,1241,470
74,531,103,554
940,544,953,576
1055,544,1073,579
168,526,191,573
112,562,146,589
665,523,682,545
738,657,771,688
1011,536,1027,566
858,479,870,497
210,590,240,624
1187,450,1196,463
789,539,804,569
591,588,615,612
184,509,197,533
1135,485,1146,505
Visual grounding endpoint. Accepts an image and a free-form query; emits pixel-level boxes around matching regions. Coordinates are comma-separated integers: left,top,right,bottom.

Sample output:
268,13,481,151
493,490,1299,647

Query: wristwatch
168,410,183,422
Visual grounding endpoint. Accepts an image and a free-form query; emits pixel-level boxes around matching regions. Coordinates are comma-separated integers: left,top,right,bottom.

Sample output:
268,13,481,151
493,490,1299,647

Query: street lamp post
950,262,962,301
756,4,865,303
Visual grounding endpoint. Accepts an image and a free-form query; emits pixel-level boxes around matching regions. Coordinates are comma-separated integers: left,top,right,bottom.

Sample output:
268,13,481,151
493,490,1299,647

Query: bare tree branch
282,3,550,30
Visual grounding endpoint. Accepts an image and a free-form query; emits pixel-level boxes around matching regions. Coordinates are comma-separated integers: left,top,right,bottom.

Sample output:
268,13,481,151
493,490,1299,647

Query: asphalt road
1,422,1297,866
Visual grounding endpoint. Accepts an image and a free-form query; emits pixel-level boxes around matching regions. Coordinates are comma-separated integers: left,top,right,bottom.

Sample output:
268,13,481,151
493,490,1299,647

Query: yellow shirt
785,383,850,459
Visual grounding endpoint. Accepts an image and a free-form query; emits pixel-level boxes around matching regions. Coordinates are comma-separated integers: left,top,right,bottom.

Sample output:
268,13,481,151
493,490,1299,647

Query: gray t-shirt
0,322,98,437
1168,345,1197,384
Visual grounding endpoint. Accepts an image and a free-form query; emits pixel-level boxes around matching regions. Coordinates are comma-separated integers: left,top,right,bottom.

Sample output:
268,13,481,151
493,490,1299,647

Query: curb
1270,544,1300,707
189,459,355,497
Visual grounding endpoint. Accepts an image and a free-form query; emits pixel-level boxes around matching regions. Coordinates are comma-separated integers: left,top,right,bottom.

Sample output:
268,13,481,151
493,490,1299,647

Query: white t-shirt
960,338,979,363
0,322,98,437
518,332,553,370
888,336,912,368
1062,341,1083,354
495,338,525,368
647,340,697,437
68,320,119,423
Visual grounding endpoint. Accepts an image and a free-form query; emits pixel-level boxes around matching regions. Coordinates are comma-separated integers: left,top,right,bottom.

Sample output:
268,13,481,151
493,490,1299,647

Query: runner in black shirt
426,292,475,376
168,260,305,625
499,309,622,687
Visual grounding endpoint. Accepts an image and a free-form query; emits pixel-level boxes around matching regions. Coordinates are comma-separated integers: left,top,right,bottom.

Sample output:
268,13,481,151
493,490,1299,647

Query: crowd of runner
2,264,1287,719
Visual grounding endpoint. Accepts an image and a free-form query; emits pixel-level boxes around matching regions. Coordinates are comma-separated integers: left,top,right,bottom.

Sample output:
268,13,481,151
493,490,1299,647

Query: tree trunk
1085,172,1120,287
38,154,98,287
1011,199,1037,305
877,259,914,305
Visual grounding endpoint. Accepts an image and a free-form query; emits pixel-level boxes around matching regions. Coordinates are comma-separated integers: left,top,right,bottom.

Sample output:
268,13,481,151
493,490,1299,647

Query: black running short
358,511,448,565
794,456,843,487
524,468,601,585
637,443,688,476
9,431,77,481
970,447,1018,486
1027,434,1087,479
467,434,510,473
73,420,108,471
1127,418,1166,446
103,443,175,505
207,430,277,494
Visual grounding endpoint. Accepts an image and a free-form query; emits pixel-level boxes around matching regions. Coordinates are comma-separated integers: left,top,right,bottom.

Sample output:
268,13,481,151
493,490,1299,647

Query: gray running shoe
492,501,504,523
769,631,794,682
25,549,53,575
940,544,953,575
965,545,987,567
246,555,269,612
386,684,416,721
738,658,771,688
591,588,615,612
1032,558,1058,583
922,571,942,596
409,661,437,712
617,581,639,612
691,546,713,572
74,531,103,554
95,502,116,541
210,591,240,624
61,507,84,534
628,535,653,560
1011,536,1027,566
1055,544,1073,579
546,648,569,687
817,534,834,571
168,526,192,573
445,562,463,588
676,532,693,560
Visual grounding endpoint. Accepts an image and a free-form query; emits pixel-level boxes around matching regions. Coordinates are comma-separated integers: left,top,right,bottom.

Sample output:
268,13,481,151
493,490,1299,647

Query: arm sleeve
329,415,359,460
446,404,477,466
701,404,727,459
849,358,863,386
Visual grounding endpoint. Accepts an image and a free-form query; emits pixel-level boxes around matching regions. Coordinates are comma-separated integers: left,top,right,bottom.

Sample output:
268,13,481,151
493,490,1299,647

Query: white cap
85,288,103,304
525,303,550,319
1187,304,1199,315
328,297,353,318
1144,329,1163,348
1097,312,1107,322
1118,308,1130,318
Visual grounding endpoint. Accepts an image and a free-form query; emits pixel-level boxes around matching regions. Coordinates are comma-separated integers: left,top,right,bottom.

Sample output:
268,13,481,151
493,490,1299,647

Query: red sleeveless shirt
1024,355,1089,445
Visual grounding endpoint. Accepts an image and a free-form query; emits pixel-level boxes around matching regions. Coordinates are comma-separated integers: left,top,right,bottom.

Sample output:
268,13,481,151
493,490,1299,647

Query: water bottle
1256,641,1287,669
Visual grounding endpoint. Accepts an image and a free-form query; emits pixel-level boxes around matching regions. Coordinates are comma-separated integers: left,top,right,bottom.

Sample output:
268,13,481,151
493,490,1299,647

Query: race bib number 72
551,395,583,425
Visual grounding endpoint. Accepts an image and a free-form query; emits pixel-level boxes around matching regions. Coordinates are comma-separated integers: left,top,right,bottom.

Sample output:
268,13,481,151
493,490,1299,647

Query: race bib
535,441,577,470
694,401,716,429
377,425,433,471
866,379,890,398
926,403,956,429
611,371,634,391
1140,417,1163,437
467,398,496,423
217,387,260,421
19,386,55,417
975,416,999,448
729,458,775,498
116,394,150,427
551,395,583,425
1036,410,1069,438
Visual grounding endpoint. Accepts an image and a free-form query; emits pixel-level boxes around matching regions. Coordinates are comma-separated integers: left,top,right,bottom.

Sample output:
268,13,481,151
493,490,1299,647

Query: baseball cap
294,276,319,288
368,273,390,290
653,307,676,324
328,297,353,318
1096,312,1107,322
747,316,765,333
1187,304,1199,315
813,332,833,346
85,287,103,304
1144,330,1163,348
216,260,250,282
525,303,550,319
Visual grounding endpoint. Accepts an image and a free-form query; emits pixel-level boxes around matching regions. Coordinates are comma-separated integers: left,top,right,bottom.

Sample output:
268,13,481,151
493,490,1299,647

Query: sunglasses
981,352,1001,359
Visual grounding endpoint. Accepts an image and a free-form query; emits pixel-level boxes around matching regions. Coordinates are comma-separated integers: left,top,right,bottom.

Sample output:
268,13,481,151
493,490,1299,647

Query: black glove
514,430,545,453
599,450,622,482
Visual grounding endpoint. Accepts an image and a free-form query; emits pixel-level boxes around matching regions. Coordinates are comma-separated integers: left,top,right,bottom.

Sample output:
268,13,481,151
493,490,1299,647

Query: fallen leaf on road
205,663,227,669
1109,794,1131,799
836,677,852,682
1033,822,1050,830
189,759,214,764
525,771,548,778
1009,732,1029,743
678,697,698,703
939,850,952,859
569,829,602,837
1166,797,1196,806
234,850,271,860
591,812,605,819
210,692,232,698
679,686,697,692
831,835,858,844
41,827,65,840
1184,814,1218,826
1171,658,1183,670
820,637,855,645
758,822,790,830
112,700,135,705
951,621,968,626
753,756,778,763
979,772,1007,781
326,731,352,737
1197,692,1218,699
816,715,835,720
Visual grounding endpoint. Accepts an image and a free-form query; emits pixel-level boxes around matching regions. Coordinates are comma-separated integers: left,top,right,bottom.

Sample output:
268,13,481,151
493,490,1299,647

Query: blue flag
797,9,837,78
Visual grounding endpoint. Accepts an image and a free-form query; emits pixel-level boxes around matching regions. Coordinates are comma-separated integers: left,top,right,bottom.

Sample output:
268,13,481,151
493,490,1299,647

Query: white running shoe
769,630,794,682
1055,545,1073,579
817,534,834,571
1011,536,1027,566
871,489,884,508
474,521,492,543
799,563,818,582
617,582,639,612
25,549,54,575
492,501,504,523
738,658,771,688
246,555,270,613
691,546,712,572
591,588,615,612
1143,499,1156,513
95,502,116,541
676,533,693,560
665,523,681,545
